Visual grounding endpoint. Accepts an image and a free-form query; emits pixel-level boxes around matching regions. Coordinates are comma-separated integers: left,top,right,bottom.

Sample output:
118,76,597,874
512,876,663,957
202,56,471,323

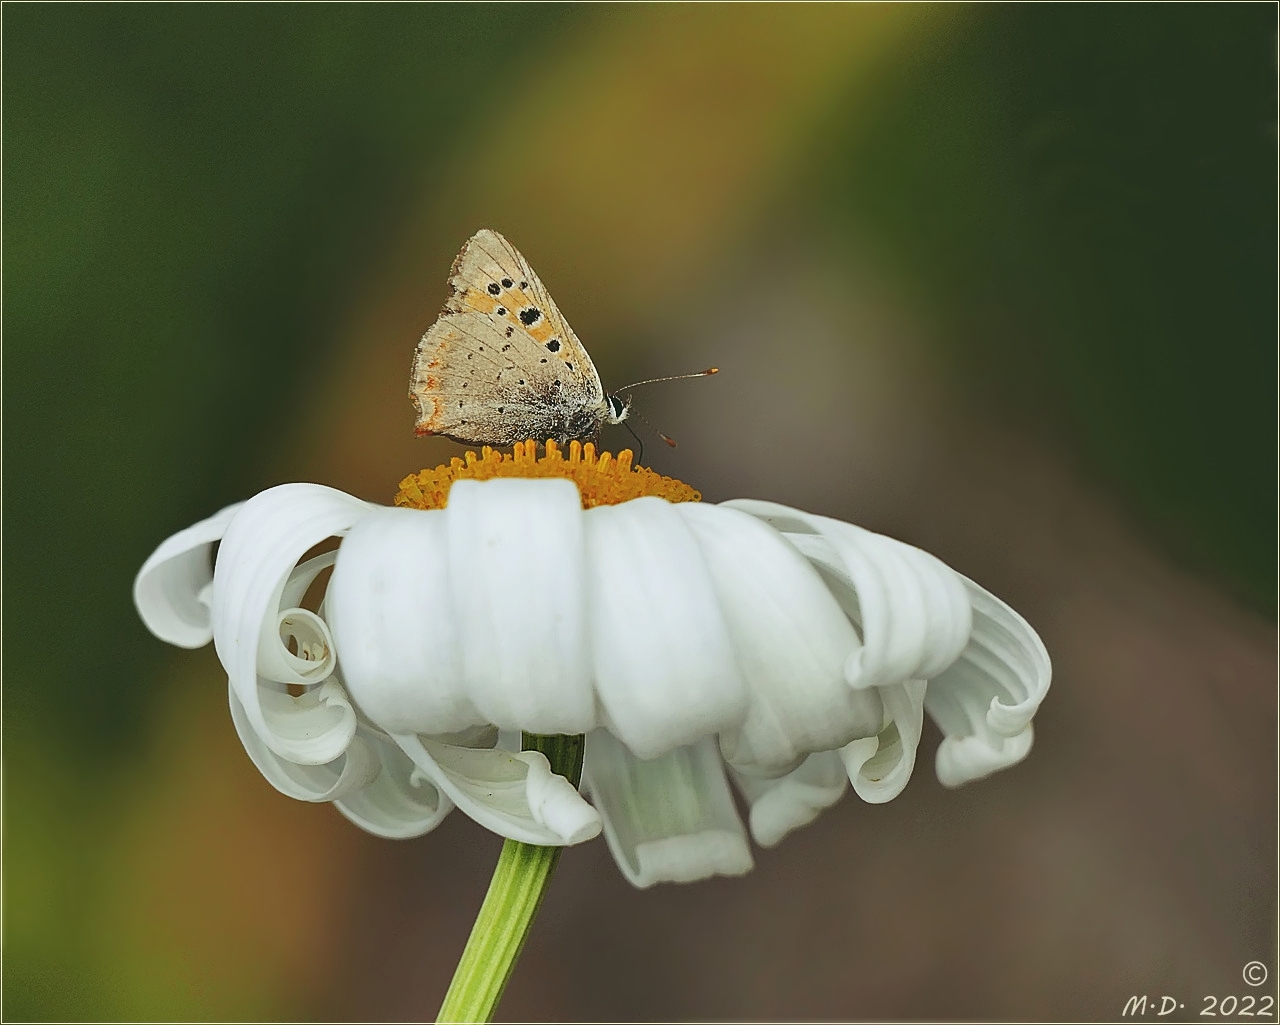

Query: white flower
134,443,1050,888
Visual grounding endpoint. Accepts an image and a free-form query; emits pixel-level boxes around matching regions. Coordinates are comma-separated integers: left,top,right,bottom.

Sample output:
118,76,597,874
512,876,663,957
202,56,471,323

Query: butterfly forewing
411,229,609,445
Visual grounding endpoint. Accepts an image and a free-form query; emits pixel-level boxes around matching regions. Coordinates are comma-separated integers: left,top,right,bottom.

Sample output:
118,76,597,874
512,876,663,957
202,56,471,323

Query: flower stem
435,733,585,1024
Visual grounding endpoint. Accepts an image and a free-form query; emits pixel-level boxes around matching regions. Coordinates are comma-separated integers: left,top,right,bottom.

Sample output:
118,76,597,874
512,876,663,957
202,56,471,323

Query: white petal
255,607,335,685
446,479,594,734
255,553,339,686
584,497,746,759
247,552,340,692
731,750,849,848
232,681,453,838
230,681,380,801
134,502,243,648
252,678,367,764
724,500,972,690
840,678,927,803
927,576,1051,786
280,549,337,609
391,733,601,846
333,731,455,840
676,503,881,774
326,507,479,736
583,730,753,888
213,483,370,764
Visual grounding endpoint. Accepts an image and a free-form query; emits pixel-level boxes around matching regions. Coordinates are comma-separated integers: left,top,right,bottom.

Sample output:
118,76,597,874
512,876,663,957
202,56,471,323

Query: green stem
436,733,585,1024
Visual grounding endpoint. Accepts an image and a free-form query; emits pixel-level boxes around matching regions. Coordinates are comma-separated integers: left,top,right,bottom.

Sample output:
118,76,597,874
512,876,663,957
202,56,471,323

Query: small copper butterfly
411,228,635,447
411,229,716,450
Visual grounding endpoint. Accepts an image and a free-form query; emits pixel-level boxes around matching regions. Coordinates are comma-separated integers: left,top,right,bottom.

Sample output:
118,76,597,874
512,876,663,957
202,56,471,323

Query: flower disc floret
395,439,700,511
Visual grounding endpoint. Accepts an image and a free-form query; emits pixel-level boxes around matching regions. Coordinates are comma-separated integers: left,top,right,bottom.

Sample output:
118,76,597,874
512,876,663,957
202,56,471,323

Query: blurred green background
4,5,1275,1020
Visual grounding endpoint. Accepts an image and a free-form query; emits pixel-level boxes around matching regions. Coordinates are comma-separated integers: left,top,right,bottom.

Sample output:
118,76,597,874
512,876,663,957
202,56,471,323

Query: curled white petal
327,507,479,736
584,497,746,759
233,680,453,838
927,576,1051,786
732,750,849,848
840,678,926,803
256,552,339,688
446,479,595,734
257,606,336,686
230,681,380,802
334,731,454,839
391,733,601,846
726,500,972,690
677,503,880,775
584,730,752,888
279,549,336,609
134,502,243,648
248,678,367,767
213,483,370,764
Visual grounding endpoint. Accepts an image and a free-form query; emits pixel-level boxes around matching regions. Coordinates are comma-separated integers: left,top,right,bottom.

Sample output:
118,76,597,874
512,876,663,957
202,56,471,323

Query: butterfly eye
608,395,626,419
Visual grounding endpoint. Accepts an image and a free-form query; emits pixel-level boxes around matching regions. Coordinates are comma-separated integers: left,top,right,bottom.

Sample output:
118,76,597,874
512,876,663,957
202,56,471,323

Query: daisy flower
135,439,1049,1020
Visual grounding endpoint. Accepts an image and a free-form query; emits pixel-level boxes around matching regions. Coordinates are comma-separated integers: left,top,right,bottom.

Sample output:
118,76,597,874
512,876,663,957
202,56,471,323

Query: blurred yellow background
5,5,1275,1019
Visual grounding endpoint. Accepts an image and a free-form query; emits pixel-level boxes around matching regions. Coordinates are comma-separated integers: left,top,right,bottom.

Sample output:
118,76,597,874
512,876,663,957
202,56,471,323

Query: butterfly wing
410,229,609,445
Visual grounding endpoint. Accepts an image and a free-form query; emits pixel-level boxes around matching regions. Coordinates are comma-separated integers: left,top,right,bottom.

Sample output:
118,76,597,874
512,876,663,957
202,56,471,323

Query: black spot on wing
487,282,501,296
520,307,542,326
545,339,560,353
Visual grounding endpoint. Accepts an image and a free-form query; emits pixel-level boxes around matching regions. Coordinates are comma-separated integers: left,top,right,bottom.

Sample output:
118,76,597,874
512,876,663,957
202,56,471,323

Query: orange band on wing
460,289,500,315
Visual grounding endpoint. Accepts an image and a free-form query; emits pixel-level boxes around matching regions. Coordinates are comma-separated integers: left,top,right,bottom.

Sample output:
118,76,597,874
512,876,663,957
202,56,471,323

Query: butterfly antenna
614,367,719,392
629,407,679,449
610,366,716,462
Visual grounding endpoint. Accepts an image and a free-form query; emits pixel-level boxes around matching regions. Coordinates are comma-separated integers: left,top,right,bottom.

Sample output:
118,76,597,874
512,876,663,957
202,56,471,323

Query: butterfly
410,229,629,447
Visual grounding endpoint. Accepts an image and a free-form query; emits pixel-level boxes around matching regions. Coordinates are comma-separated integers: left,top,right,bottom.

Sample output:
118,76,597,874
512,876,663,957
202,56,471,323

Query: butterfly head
606,393,631,426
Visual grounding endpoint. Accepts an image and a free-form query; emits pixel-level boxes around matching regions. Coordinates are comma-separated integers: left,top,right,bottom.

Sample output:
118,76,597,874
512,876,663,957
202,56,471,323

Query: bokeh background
5,5,1276,1020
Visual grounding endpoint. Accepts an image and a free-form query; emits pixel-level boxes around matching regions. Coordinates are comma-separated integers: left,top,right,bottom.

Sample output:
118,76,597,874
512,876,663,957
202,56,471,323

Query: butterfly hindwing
411,316,571,445
411,229,609,445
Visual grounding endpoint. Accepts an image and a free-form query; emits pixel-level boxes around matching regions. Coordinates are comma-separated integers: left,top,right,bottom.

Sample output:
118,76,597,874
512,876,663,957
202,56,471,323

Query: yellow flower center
395,439,701,510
